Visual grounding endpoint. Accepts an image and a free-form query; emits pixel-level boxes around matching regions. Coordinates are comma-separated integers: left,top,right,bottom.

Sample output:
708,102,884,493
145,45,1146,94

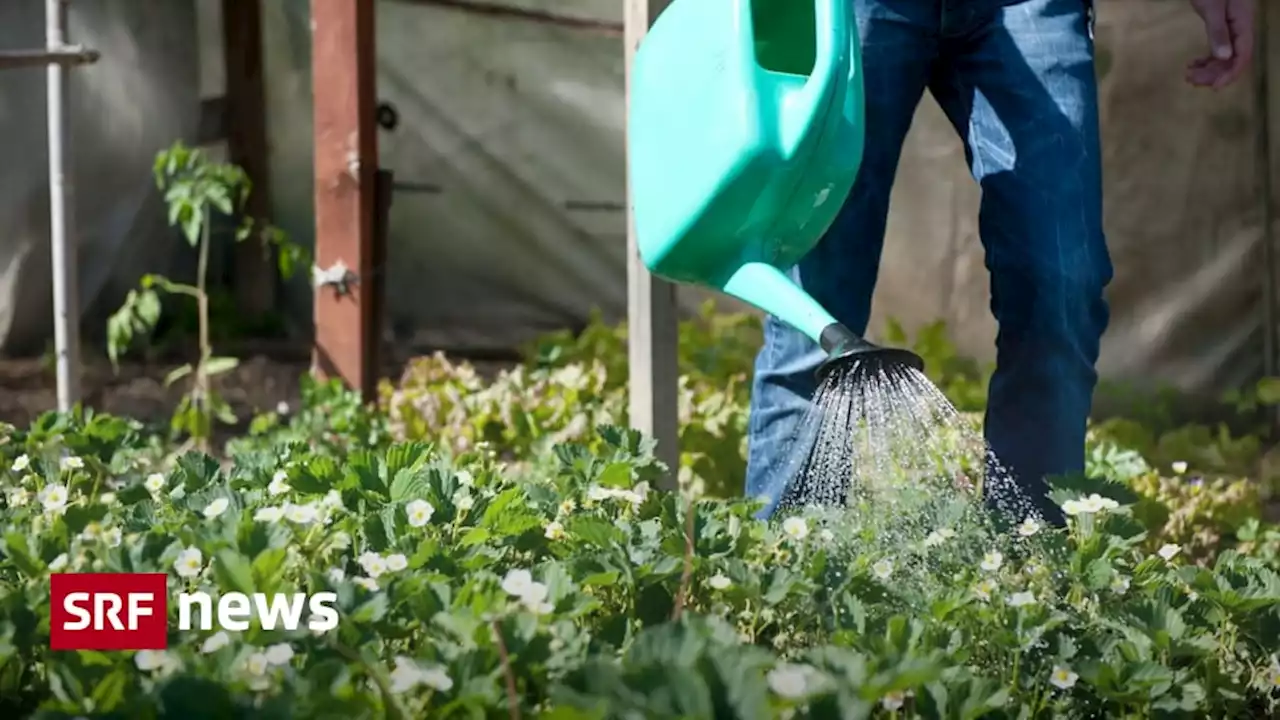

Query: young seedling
106,141,307,452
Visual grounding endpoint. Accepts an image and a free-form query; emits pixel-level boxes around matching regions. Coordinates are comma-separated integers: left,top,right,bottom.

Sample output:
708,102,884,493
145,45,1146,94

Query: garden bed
1,310,1279,718
0,354,306,431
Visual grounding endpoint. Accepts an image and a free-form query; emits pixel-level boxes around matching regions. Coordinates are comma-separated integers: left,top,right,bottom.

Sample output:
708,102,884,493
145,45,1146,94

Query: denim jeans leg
744,0,936,519
928,0,1112,526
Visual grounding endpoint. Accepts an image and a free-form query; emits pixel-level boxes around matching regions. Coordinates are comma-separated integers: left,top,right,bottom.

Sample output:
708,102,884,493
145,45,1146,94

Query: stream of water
775,358,1048,545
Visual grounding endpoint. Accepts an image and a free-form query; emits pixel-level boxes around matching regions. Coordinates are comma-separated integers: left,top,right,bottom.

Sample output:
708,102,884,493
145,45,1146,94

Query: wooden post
310,0,380,402
222,0,276,319
624,0,679,487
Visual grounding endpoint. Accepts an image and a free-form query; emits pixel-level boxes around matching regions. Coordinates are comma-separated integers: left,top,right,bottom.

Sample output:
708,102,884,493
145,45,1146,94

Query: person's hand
1186,0,1255,89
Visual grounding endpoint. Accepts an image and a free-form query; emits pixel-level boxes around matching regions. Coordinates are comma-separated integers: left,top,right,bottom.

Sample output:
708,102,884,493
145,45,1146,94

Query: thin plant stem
672,490,696,621
193,209,212,452
492,619,522,720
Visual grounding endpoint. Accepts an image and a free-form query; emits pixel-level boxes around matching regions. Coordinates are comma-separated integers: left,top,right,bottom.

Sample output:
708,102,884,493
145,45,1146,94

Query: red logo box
49,573,169,650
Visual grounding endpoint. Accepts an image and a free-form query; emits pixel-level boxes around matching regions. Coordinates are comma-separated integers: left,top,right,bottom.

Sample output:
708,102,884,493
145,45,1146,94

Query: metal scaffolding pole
0,3,97,412
45,0,92,412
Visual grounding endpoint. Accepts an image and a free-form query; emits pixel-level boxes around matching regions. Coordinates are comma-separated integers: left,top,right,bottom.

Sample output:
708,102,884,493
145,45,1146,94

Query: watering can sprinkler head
816,322,925,382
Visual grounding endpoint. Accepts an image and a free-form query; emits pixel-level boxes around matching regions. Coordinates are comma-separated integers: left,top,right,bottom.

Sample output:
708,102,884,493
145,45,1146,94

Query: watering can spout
816,322,925,381
720,262,924,380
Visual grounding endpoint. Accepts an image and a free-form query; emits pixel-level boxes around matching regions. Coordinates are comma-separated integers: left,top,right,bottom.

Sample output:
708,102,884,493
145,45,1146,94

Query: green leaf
481,490,543,538
251,548,288,592
212,549,256,595
204,356,240,377
88,667,130,711
345,452,385,495
1084,558,1113,591
0,533,44,577
385,442,431,478
459,528,492,546
595,462,633,489
164,363,194,387
63,504,108,535
351,592,389,624
566,516,624,548
1257,377,1280,405
116,483,152,506
174,452,222,491
293,456,339,494
157,676,237,718
389,468,432,503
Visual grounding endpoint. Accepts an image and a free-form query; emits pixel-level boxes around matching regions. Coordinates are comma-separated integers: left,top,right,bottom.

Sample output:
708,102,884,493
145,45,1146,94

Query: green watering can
628,0,923,377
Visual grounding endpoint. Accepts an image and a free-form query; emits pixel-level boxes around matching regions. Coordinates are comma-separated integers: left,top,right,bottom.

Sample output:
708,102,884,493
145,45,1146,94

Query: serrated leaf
213,549,256,595
1,533,44,577
345,452,384,494
63,504,108,534
480,491,543,538
252,548,288,592
566,516,624,547
174,452,221,491
595,462,633,489
351,593,389,623
89,667,129,711
459,528,491,546
385,442,431,477
389,468,432,503
157,676,237,718
293,456,338,494
1084,558,1113,591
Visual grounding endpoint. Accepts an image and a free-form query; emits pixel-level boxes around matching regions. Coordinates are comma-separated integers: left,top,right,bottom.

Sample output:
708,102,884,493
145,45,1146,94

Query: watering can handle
747,0,852,157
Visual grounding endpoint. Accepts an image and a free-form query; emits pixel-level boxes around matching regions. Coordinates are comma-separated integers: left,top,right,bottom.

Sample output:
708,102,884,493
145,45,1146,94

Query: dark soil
0,340,519,444
0,352,311,437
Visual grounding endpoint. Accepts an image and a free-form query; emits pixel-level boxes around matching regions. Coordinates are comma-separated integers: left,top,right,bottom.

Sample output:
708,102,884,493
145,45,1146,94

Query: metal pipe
0,46,98,69
47,0,81,412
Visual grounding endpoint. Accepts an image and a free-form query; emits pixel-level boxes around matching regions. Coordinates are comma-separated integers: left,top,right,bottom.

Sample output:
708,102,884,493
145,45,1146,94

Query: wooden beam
310,0,380,402
393,0,623,36
624,0,679,487
222,0,277,320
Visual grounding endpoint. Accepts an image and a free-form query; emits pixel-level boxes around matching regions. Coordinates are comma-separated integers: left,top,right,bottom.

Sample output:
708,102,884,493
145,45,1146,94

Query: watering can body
628,0,864,346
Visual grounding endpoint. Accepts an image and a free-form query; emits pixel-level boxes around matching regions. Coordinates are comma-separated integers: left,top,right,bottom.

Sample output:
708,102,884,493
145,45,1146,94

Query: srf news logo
50,573,339,650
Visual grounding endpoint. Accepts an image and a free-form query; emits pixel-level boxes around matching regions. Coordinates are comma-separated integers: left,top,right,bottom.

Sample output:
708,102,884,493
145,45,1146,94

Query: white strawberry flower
267,471,290,496
1049,665,1078,690
200,631,231,654
406,499,435,527
174,547,203,578
203,497,230,519
981,550,1004,573
782,517,809,541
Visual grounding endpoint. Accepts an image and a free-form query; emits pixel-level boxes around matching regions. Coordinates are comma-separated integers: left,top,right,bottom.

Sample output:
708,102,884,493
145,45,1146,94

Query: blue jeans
746,0,1111,525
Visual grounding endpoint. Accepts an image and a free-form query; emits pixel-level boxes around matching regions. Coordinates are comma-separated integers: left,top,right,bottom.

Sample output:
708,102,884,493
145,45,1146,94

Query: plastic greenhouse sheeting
258,0,1278,401
0,0,200,355
0,0,1276,407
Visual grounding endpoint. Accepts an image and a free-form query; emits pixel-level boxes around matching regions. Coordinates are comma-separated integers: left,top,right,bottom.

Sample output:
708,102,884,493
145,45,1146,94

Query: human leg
927,0,1110,526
